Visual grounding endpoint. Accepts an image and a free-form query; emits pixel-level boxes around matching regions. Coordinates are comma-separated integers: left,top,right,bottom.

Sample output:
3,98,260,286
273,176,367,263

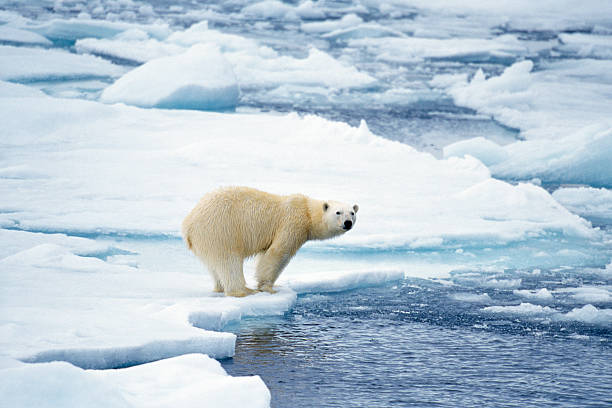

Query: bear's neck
307,199,336,241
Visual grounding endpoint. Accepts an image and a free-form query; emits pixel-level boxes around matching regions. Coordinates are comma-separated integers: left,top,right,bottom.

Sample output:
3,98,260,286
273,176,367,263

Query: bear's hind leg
203,262,224,293
219,256,255,297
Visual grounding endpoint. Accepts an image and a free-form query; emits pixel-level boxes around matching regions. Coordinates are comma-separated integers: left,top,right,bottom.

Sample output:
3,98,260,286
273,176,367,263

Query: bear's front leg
255,236,301,293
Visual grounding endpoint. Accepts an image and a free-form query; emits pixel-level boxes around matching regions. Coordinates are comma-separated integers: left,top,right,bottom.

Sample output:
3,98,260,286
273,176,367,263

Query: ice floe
100,44,239,110
441,60,612,186
0,354,269,408
0,45,125,82
552,187,612,225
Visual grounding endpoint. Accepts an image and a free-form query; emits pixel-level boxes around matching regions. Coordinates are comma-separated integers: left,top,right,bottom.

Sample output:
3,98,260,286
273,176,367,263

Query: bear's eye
350,212,354,216
336,211,341,215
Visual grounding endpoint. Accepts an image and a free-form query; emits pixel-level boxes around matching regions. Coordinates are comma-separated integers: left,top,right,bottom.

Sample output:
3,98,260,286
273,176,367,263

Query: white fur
182,186,358,296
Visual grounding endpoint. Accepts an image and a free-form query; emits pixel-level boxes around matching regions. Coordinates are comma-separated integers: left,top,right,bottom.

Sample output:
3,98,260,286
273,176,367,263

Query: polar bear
182,186,358,297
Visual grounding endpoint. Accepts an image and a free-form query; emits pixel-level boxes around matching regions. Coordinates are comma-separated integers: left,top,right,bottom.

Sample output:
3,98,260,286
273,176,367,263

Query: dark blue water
222,277,612,407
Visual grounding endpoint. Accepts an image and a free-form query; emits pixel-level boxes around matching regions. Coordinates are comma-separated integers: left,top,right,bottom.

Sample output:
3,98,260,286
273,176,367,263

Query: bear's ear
323,202,329,212
353,204,359,213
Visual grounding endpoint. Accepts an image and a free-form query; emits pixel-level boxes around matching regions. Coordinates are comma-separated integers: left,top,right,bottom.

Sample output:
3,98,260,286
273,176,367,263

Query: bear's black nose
344,220,352,230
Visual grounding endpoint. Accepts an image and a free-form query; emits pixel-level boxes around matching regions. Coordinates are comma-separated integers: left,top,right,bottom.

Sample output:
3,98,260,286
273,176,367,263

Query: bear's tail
185,234,193,250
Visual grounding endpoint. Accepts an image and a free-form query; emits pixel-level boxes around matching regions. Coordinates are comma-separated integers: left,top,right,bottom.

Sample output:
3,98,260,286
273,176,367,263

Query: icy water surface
223,278,612,408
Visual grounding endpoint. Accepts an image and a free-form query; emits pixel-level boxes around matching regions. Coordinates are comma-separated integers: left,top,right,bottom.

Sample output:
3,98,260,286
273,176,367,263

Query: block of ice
242,1,299,21
552,187,612,225
513,288,554,301
26,18,171,41
451,293,492,303
0,45,125,81
301,13,363,34
348,34,525,63
0,354,270,408
75,31,183,64
442,59,612,186
0,25,51,45
557,33,612,59
562,304,612,325
483,302,557,315
100,44,239,111
443,137,509,167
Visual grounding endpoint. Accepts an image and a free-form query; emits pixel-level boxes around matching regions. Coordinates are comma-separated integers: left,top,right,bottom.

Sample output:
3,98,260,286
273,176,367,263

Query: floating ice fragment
562,304,612,325
513,288,554,301
483,302,556,315
0,45,125,82
100,44,239,111
0,25,51,45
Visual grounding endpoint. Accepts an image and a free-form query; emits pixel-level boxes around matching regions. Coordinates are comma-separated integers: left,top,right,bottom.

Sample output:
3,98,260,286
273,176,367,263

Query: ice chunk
242,1,299,21
0,80,46,98
348,34,525,63
100,44,239,111
0,45,125,81
483,302,556,315
513,288,554,301
75,31,183,64
552,187,612,225
322,24,406,40
0,354,270,408
562,304,612,325
451,293,492,303
280,269,405,294
442,59,612,186
301,13,363,34
557,33,612,59
0,25,51,45
230,46,376,89
556,286,612,303
445,128,612,187
443,137,509,167
26,18,171,42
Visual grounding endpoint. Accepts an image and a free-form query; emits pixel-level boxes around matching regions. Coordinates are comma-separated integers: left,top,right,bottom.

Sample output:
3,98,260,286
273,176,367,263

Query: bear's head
322,201,359,236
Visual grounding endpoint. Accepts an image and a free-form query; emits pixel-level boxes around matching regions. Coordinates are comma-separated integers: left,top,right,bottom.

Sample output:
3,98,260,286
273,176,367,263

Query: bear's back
184,186,301,258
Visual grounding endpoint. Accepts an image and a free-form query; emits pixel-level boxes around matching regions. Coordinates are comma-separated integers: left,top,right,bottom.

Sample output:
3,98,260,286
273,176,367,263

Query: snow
100,44,240,111
0,45,125,81
1,355,269,408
